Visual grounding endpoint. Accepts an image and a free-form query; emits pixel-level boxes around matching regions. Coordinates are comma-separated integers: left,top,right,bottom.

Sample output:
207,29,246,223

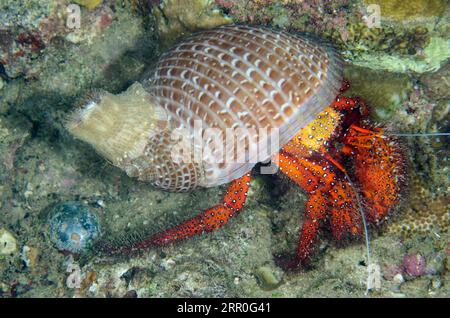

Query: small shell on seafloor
48,202,100,254
67,24,343,192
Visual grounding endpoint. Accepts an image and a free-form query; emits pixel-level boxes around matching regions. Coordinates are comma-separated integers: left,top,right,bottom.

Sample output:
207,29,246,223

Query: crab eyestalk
66,82,168,171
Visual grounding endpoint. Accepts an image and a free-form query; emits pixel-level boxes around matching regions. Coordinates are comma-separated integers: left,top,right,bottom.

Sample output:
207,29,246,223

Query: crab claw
343,124,405,224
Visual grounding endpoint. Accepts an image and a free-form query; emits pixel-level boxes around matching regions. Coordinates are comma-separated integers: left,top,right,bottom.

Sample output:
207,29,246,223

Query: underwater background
0,0,448,297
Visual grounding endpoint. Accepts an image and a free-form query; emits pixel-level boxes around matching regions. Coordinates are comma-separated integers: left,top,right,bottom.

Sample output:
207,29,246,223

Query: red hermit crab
67,25,405,268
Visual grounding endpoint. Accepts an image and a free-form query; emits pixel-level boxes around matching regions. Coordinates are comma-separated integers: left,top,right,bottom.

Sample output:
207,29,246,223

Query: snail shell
67,25,343,192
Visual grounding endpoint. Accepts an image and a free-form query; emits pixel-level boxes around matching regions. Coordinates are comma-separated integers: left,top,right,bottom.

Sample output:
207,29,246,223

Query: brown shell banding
123,130,203,192
142,24,343,190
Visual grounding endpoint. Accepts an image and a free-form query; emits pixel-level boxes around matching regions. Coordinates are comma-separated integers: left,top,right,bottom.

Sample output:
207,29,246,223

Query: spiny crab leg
112,173,251,253
290,192,327,268
273,149,362,268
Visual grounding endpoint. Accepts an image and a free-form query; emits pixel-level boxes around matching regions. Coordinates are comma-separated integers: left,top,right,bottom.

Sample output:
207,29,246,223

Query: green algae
153,0,232,48
213,1,447,75
73,0,103,10
334,23,431,57
267,4,290,29
254,266,283,291
351,37,450,74
343,65,413,121
363,0,447,21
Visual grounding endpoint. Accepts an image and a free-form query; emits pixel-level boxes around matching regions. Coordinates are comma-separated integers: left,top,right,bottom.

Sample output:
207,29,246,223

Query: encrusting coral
387,175,449,238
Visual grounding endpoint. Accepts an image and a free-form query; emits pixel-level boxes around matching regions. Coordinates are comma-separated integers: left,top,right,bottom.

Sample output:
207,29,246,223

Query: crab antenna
391,132,450,137
342,171,372,294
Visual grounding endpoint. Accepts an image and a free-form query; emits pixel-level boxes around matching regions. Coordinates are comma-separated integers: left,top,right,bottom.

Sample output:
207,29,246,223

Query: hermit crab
67,25,405,268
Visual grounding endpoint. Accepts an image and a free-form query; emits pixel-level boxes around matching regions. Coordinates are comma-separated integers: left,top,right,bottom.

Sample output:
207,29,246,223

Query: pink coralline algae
403,253,427,277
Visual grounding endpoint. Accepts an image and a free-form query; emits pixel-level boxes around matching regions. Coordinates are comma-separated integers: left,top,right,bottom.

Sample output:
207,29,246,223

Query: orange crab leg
112,173,251,253
273,150,329,267
273,149,364,268
274,150,336,193
293,193,327,266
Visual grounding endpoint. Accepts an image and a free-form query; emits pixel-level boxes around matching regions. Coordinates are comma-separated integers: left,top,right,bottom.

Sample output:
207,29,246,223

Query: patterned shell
142,24,343,191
